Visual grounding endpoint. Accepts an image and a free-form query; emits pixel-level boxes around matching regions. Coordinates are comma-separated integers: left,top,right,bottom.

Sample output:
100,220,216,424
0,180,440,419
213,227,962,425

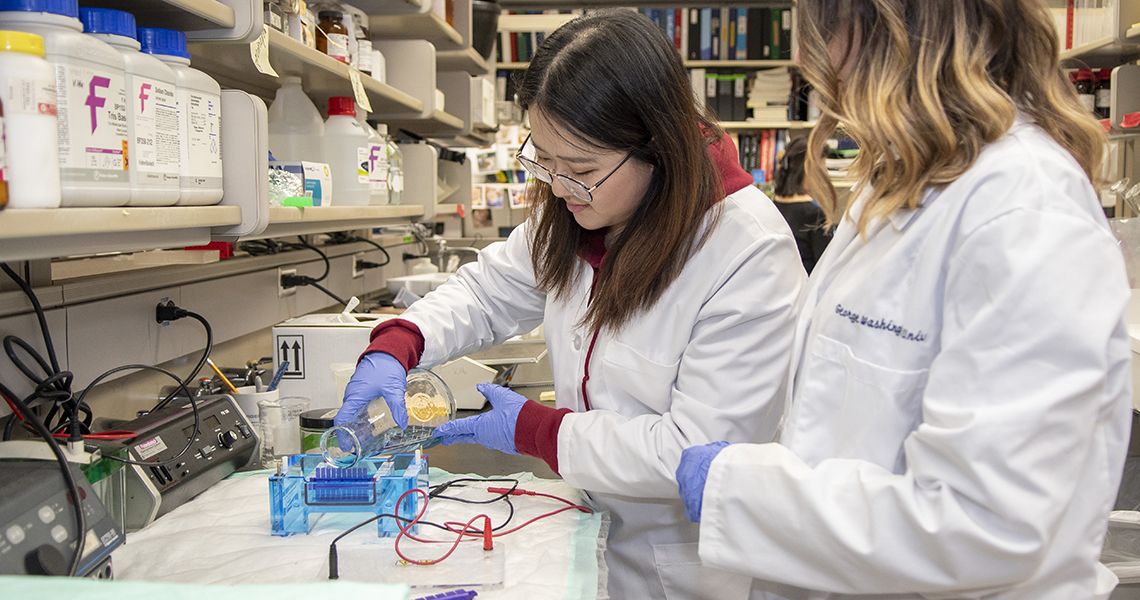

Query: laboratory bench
6,463,605,599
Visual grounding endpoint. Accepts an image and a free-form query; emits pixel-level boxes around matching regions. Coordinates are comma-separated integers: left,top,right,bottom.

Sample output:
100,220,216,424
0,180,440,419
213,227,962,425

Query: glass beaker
258,395,311,466
320,369,455,468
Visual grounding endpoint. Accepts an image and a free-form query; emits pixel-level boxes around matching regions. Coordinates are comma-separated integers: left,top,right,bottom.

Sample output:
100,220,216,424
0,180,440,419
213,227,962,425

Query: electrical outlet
352,252,366,279
279,268,297,297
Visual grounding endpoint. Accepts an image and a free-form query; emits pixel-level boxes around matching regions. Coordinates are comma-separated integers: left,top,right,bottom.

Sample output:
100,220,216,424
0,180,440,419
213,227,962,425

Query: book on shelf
640,7,791,61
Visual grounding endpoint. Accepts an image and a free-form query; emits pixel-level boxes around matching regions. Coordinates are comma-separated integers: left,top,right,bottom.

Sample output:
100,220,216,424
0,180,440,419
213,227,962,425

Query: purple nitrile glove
335,352,409,436
676,441,731,523
431,383,526,455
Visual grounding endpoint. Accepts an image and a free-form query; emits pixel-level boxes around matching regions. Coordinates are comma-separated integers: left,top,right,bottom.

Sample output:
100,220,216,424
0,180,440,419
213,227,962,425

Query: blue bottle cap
78,8,136,40
137,26,188,59
0,0,79,19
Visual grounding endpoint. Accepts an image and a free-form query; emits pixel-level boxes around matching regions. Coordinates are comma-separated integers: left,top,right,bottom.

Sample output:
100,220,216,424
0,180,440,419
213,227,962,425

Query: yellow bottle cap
0,31,45,57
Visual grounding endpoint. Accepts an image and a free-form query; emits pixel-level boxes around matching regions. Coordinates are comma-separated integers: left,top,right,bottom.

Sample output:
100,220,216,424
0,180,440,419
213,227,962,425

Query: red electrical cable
392,485,594,566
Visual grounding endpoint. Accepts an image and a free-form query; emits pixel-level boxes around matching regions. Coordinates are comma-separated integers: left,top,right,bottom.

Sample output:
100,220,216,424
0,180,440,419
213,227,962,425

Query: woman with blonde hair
677,0,1132,597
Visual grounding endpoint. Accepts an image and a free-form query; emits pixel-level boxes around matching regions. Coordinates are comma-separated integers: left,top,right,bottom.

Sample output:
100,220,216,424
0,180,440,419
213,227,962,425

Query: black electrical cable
327,233,392,268
307,280,349,306
293,236,331,282
151,308,213,412
1,264,78,440
0,380,85,577
74,363,200,467
327,477,523,579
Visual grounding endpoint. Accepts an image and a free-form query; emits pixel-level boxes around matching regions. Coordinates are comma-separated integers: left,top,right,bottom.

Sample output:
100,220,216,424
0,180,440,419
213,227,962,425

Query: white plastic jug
268,75,324,163
321,96,369,206
356,107,388,205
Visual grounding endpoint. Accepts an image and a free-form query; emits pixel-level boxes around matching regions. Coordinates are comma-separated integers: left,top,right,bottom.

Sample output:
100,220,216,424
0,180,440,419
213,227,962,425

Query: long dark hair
518,10,724,333
774,137,808,198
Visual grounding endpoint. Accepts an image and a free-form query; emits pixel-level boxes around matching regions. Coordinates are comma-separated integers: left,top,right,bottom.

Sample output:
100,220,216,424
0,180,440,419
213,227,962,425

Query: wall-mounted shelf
498,13,576,32
1060,36,1140,68
355,0,428,15
385,109,466,136
722,121,816,130
497,59,793,71
434,203,462,215
249,205,424,239
188,28,422,115
685,60,795,68
0,206,241,261
370,12,465,51
438,47,491,74
84,0,235,30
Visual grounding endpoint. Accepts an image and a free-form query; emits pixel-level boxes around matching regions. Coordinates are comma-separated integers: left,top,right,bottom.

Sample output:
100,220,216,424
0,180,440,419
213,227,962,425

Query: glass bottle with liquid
316,10,349,63
320,369,455,468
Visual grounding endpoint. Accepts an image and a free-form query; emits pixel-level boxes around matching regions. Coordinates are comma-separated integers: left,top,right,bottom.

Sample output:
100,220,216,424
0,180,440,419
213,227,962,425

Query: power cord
280,272,350,307
325,232,392,270
151,301,212,412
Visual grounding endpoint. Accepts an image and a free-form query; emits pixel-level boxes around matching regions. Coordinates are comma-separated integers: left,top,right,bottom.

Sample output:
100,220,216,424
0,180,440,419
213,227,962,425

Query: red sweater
363,133,751,473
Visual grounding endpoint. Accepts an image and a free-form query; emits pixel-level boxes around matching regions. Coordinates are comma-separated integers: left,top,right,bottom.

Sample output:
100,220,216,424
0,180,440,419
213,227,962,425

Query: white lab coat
402,185,806,599
699,119,1133,599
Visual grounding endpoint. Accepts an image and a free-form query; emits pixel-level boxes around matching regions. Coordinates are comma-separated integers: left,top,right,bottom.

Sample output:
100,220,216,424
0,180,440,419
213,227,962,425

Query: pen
206,358,240,394
267,360,289,392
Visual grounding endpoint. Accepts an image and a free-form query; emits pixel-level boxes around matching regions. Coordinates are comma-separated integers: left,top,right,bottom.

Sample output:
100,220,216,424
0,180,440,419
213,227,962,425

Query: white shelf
355,0,428,16
498,13,576,33
438,47,491,74
384,109,466,136
0,206,241,261
685,60,795,68
722,121,816,130
433,203,462,215
1060,36,1140,68
498,59,794,71
370,12,465,51
249,205,424,239
188,28,423,115
83,0,235,31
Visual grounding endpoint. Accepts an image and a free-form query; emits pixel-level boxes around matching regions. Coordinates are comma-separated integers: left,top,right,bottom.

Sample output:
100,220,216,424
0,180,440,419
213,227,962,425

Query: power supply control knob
218,430,238,449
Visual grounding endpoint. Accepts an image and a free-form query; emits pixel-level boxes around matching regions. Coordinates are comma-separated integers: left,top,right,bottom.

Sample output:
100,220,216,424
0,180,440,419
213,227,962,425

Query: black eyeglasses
515,133,633,204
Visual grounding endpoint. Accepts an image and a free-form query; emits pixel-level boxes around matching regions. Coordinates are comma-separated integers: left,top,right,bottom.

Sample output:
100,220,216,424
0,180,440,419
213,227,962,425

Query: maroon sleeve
708,132,754,196
360,318,425,371
514,400,573,474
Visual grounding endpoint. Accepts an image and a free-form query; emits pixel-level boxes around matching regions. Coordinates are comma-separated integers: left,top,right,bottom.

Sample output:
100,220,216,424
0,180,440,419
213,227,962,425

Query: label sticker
135,435,168,459
252,25,280,78
349,70,372,113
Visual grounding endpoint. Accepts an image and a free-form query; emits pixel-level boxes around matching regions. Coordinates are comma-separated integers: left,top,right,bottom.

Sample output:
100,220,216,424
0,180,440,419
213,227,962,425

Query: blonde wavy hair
798,0,1107,231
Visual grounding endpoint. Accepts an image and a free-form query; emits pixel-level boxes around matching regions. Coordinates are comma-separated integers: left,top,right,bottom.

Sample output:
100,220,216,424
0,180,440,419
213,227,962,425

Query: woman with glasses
337,10,805,598
676,0,1131,597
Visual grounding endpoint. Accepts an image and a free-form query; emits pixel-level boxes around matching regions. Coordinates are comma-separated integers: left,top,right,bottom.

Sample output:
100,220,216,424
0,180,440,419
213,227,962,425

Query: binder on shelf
779,9,792,60
717,72,733,121
688,8,700,60
700,8,712,60
732,71,748,121
711,9,721,60
747,8,771,59
736,8,748,60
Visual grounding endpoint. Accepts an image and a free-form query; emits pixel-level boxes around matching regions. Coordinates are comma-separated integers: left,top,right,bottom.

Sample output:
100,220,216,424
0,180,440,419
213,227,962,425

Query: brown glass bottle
317,10,350,64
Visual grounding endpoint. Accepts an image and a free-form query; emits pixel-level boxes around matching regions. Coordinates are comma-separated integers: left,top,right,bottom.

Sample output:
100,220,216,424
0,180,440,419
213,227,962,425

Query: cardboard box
272,313,396,410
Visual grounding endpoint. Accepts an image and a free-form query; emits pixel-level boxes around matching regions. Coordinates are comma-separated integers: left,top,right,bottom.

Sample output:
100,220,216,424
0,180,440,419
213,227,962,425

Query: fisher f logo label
138,83,152,113
369,146,380,175
85,76,110,133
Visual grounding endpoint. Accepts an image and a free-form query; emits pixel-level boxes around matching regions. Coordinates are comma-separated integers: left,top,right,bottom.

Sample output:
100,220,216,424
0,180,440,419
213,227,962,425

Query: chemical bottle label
1096,89,1111,110
179,89,222,188
326,33,350,63
54,63,129,182
369,144,389,190
356,40,372,72
132,76,180,186
357,145,372,183
3,76,56,117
